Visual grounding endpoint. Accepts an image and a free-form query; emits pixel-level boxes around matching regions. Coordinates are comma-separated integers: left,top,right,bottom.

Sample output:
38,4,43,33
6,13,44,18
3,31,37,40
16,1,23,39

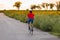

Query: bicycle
28,22,33,35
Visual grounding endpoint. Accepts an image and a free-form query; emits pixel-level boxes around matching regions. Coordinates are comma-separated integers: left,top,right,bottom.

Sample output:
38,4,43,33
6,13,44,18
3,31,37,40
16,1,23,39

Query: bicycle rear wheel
29,26,33,35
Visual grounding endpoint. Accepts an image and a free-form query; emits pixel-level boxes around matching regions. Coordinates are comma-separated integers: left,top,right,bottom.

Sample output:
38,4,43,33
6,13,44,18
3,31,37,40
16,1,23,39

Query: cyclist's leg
28,24,30,30
28,18,31,30
31,19,34,32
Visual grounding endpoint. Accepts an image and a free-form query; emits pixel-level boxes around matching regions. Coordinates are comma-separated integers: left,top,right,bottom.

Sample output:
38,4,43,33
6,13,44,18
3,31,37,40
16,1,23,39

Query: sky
0,0,60,10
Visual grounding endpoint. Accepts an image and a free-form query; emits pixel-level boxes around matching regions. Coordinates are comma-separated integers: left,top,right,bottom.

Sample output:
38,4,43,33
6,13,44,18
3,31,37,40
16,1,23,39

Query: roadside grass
3,10,60,36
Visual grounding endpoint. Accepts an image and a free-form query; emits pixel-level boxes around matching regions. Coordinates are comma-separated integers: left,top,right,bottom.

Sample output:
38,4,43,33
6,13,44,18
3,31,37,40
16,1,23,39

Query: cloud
0,4,4,7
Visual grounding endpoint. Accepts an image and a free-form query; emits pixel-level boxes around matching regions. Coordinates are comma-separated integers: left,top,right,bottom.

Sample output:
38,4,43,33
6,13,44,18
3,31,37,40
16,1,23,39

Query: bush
4,10,60,36
41,24,53,32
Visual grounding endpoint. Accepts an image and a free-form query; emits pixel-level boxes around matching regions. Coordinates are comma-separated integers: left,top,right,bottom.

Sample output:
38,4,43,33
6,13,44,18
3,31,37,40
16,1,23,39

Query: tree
56,1,60,10
13,1,22,10
37,4,41,9
41,3,45,8
45,3,49,10
41,3,49,10
49,3,54,10
30,4,41,10
26,9,29,11
30,5,36,10
35,6,41,9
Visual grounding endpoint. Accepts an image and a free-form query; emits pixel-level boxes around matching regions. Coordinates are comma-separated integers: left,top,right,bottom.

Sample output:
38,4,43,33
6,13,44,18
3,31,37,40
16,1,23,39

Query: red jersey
28,13,34,19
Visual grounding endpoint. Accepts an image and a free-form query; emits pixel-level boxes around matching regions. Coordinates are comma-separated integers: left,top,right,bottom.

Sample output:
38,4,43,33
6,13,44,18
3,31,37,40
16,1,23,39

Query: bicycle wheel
29,24,33,35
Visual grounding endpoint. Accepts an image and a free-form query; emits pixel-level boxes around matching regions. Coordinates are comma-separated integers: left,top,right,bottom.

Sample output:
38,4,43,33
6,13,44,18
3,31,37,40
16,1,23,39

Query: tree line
13,1,60,10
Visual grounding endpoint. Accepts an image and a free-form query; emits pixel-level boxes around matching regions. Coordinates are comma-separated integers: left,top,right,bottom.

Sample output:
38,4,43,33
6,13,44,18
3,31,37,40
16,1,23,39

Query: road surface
0,13,60,40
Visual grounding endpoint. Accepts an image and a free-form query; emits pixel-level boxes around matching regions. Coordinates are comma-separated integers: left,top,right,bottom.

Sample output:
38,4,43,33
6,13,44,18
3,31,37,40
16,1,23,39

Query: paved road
0,13,60,40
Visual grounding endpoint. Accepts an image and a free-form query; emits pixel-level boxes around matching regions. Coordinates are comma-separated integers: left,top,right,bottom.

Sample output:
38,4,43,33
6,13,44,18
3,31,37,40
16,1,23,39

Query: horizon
0,0,60,10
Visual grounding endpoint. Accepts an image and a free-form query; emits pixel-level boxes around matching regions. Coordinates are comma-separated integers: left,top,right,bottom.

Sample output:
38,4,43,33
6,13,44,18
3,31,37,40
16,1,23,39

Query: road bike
28,22,33,35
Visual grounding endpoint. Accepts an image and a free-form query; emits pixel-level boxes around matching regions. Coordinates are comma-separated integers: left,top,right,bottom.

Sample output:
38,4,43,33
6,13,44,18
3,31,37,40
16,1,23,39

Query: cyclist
27,10,34,32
